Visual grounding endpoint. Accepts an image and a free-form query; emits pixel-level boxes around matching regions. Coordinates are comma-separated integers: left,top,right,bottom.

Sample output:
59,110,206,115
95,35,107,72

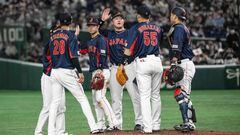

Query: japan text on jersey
107,30,135,65
126,21,162,58
87,34,109,72
49,29,79,69
168,23,194,60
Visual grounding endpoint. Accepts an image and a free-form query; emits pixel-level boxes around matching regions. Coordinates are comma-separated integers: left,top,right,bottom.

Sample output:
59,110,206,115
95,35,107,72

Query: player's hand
171,57,178,65
75,25,80,36
96,69,103,74
101,8,111,21
78,73,85,84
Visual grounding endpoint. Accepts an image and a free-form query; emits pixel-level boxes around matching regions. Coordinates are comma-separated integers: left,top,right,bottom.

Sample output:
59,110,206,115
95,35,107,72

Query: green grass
0,90,240,135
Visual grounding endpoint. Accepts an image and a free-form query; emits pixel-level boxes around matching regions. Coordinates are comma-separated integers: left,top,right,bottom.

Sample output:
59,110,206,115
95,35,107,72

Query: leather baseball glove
91,71,105,90
116,65,128,86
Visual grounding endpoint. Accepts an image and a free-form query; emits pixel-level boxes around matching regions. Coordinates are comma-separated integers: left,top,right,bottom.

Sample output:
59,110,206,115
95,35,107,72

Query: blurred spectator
0,0,239,66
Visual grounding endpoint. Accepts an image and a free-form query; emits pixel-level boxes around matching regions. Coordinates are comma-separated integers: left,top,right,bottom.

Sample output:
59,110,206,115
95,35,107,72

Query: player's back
49,29,76,69
128,21,162,58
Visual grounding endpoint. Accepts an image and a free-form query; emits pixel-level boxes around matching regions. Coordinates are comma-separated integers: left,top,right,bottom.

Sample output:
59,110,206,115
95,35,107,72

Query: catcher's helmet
137,4,151,19
163,65,184,85
171,7,187,20
58,12,72,25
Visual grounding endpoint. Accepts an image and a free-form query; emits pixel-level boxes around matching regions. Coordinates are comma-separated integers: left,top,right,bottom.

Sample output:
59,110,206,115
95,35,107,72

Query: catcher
165,7,197,132
84,17,119,131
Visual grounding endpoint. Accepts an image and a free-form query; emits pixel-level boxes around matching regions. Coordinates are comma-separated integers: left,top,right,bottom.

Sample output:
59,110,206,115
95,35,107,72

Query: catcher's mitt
116,65,128,86
163,65,184,85
91,72,105,90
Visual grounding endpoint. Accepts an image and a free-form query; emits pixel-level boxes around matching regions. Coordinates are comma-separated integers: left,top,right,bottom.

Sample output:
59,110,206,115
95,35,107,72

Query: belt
139,53,159,58
177,58,190,64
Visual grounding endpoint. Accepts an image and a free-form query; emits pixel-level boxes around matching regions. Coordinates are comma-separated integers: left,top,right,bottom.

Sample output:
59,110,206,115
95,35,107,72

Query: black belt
139,53,159,58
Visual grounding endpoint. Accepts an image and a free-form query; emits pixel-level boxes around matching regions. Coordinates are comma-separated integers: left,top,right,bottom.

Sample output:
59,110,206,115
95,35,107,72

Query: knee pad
174,88,189,123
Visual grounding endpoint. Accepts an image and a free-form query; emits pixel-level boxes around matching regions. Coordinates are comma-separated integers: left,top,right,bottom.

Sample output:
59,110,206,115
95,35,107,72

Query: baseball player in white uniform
123,5,163,133
35,24,67,135
47,13,101,135
99,9,142,130
85,17,119,131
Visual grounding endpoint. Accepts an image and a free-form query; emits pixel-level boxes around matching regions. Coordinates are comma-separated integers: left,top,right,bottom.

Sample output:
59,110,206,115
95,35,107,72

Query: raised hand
101,8,111,21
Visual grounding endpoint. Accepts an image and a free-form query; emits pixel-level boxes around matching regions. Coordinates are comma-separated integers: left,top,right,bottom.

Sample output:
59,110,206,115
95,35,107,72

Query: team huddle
34,4,197,135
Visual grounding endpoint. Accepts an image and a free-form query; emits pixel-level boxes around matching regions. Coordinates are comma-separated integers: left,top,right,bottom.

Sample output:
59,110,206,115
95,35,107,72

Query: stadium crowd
0,0,239,65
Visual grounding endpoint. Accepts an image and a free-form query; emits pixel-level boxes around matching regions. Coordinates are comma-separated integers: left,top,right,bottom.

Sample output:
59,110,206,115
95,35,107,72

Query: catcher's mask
163,65,184,85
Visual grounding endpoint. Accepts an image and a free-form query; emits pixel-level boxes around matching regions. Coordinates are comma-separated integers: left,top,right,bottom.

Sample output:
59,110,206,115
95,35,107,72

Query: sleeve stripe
129,37,138,55
68,47,73,59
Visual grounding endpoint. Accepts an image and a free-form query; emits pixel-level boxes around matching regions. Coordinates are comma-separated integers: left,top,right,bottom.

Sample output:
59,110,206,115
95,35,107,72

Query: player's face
170,13,177,24
112,16,124,29
87,25,99,34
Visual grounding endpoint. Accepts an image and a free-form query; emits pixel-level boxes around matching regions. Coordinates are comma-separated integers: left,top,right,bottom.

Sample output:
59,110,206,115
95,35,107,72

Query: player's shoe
105,125,119,132
90,129,104,134
174,122,196,132
134,124,142,131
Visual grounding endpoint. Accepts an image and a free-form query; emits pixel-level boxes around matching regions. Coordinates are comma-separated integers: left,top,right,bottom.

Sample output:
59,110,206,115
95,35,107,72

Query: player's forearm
71,57,82,73
121,49,131,65
99,55,107,69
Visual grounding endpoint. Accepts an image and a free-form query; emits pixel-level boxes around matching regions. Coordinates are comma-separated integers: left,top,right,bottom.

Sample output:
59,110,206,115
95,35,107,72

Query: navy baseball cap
87,17,99,26
111,10,124,20
137,4,151,19
59,12,72,25
171,7,187,20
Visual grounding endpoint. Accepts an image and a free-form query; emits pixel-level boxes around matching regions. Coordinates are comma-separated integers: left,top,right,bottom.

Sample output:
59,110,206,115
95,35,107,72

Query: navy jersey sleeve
126,25,138,54
68,34,79,59
171,26,185,52
98,37,107,56
98,37,108,68
42,41,52,75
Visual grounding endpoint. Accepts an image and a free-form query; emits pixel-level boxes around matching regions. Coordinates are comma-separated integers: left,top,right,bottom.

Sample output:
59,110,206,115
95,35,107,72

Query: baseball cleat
173,124,183,131
174,123,196,132
134,124,142,131
105,126,120,132
90,129,104,134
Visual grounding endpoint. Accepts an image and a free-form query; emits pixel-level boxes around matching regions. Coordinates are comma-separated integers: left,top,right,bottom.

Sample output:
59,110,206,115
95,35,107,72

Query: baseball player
47,13,102,135
99,8,142,130
35,23,67,135
167,7,197,132
83,17,119,131
123,5,163,133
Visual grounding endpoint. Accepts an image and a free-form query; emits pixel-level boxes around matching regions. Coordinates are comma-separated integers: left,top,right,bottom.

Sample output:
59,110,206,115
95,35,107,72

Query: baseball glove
116,65,128,86
163,65,184,85
90,72,105,90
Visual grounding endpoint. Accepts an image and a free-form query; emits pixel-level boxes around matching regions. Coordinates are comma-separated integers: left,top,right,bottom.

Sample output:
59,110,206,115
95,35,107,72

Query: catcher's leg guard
174,88,189,123
187,101,197,123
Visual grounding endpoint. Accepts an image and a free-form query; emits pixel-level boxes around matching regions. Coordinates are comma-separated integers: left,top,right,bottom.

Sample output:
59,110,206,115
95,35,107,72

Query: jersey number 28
53,40,65,55
143,31,158,46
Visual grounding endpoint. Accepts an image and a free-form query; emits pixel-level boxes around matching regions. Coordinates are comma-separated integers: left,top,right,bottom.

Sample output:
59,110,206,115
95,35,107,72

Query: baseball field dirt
96,130,240,135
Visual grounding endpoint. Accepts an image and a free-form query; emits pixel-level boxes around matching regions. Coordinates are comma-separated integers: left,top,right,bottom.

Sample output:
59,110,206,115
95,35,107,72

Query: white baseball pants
109,62,142,129
92,69,119,129
48,68,98,135
35,73,66,135
135,55,163,133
